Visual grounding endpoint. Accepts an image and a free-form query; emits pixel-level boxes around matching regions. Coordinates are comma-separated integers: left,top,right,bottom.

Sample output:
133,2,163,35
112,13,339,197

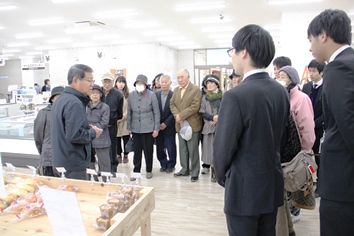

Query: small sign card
39,187,87,236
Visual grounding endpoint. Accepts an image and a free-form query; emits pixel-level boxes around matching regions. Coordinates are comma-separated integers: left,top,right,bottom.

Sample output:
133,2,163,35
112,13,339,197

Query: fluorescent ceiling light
201,26,235,33
158,36,186,42
143,30,175,36
0,5,16,11
124,21,159,28
2,49,21,53
92,34,121,40
47,38,73,44
15,33,43,39
0,54,14,57
191,17,231,24
66,28,97,34
95,9,139,19
175,2,225,11
267,0,323,5
0,26,4,30
7,42,30,47
28,18,65,26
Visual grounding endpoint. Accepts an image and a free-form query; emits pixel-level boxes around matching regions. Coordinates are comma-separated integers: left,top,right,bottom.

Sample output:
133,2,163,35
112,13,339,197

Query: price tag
101,172,112,177
86,168,97,175
5,163,16,171
56,167,66,173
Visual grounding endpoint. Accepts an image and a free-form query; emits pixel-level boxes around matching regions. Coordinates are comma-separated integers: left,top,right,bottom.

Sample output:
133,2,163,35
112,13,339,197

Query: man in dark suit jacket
302,59,325,189
308,9,354,236
155,74,177,173
214,24,289,236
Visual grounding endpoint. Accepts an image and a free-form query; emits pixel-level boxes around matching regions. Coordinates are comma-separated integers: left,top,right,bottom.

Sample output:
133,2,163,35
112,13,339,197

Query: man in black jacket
308,9,354,235
51,64,103,180
101,72,123,176
155,74,176,173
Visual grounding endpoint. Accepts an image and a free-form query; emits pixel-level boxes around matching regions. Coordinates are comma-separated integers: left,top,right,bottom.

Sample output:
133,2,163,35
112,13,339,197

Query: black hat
49,86,64,103
134,74,148,87
229,70,241,79
203,74,220,88
92,84,104,95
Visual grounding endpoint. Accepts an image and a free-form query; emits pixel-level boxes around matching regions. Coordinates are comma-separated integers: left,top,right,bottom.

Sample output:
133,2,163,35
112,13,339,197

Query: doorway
194,66,234,91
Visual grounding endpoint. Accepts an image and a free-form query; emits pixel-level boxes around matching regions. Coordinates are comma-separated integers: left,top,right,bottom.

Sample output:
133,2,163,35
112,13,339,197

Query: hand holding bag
125,136,134,153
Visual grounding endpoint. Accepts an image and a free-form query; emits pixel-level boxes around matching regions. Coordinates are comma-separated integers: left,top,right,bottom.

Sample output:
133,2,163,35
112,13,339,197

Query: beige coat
117,97,129,137
170,82,202,132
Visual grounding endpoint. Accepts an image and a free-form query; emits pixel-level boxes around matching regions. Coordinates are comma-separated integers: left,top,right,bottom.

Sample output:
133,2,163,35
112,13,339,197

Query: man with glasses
51,64,103,180
214,25,289,235
101,72,123,176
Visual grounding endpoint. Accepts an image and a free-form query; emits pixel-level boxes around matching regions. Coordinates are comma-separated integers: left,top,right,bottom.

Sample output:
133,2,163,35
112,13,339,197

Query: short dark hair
307,9,352,45
44,79,50,85
308,59,326,73
67,64,93,84
232,24,275,68
273,56,292,68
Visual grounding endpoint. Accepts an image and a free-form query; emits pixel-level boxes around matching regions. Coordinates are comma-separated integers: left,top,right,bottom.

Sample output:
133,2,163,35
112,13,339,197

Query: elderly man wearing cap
170,69,202,182
87,84,111,182
127,74,160,180
34,86,64,176
51,64,103,180
100,72,124,176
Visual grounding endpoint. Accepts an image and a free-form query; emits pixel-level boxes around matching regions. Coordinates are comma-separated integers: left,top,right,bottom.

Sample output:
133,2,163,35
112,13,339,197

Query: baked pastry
0,200,9,209
96,217,111,230
0,193,17,204
99,204,114,219
20,203,46,218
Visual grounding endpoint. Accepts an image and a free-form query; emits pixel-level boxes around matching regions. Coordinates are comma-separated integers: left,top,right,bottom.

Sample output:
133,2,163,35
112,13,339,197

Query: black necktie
313,84,318,90
311,84,319,107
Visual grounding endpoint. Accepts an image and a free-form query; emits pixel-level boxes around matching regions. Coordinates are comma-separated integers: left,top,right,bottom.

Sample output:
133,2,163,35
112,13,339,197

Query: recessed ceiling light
266,0,323,5
95,9,139,19
0,5,16,11
15,33,43,39
174,2,225,11
28,18,65,26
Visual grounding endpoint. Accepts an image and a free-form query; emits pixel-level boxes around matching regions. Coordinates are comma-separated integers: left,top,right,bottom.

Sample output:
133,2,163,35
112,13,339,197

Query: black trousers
226,209,277,236
320,198,354,236
132,132,154,173
108,123,118,172
117,135,130,156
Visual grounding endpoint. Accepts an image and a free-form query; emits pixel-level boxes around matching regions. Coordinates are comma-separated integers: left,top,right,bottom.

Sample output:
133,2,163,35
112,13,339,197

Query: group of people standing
32,8,353,236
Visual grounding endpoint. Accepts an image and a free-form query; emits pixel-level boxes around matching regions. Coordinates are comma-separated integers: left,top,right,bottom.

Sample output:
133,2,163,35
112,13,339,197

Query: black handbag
125,137,134,153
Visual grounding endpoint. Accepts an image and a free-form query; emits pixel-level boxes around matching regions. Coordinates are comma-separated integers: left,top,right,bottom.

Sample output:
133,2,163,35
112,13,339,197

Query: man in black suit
214,24,289,236
155,74,177,173
302,59,326,193
308,9,354,236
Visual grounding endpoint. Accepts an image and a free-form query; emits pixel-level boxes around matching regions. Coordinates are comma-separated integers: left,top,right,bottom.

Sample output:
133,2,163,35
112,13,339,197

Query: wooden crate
0,174,155,236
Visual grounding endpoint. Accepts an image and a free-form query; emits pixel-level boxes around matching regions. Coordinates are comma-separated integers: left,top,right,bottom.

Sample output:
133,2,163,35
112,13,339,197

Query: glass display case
0,114,38,167
0,106,9,118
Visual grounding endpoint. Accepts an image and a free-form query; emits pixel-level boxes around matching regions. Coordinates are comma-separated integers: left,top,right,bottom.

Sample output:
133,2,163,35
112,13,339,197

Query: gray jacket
127,89,160,133
33,104,52,166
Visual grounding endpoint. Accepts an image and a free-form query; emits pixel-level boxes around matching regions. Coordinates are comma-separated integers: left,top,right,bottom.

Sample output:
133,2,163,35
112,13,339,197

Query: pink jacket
289,87,315,153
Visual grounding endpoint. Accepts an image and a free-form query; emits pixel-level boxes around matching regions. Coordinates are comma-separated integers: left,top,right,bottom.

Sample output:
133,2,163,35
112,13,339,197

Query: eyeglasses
227,48,234,57
84,79,95,84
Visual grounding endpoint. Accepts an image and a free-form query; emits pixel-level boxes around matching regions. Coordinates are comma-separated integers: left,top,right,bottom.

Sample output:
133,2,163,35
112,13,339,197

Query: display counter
0,114,39,167
0,173,155,236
